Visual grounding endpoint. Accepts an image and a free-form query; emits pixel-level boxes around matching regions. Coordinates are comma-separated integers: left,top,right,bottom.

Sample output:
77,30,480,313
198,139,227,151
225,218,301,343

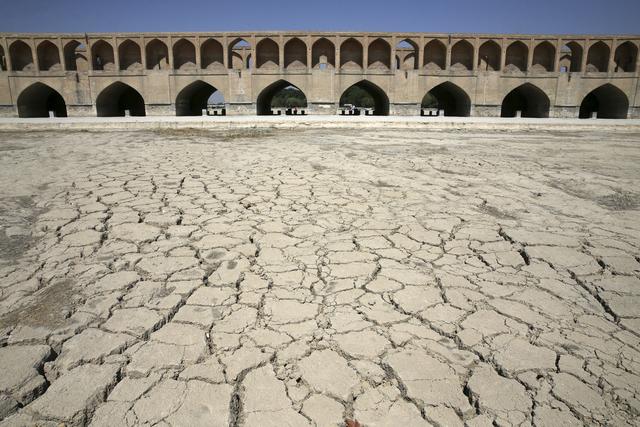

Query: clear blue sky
1,0,637,35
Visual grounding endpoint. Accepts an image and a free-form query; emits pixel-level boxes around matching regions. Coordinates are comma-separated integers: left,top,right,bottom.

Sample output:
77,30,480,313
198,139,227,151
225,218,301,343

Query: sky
0,0,638,35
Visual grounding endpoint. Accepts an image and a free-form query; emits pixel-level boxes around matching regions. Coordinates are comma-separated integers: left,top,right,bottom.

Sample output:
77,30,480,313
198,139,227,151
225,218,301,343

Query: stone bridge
0,31,639,118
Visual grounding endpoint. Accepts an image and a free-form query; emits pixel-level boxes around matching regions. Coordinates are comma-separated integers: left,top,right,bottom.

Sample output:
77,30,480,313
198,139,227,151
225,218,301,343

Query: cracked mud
0,127,639,426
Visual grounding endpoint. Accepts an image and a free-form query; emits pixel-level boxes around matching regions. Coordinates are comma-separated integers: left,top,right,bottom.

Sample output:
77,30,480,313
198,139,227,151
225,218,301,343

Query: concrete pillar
335,36,341,71
31,38,39,73
3,38,12,72
554,38,562,72
445,38,452,70
250,35,256,71
168,36,174,69
278,35,284,71
56,37,64,71
527,38,534,72
140,36,147,70
86,38,94,71
113,37,120,71
608,39,616,74
581,39,590,73
195,36,201,69
417,36,424,70
391,35,397,72
223,35,229,69
500,38,507,71
363,36,368,70
472,37,479,71
306,35,312,71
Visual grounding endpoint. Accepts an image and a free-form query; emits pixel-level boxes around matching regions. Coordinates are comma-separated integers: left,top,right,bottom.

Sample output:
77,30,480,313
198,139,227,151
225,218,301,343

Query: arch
505,41,528,72
146,39,169,70
201,39,224,70
501,83,550,118
478,40,500,71
173,39,196,70
586,41,609,72
421,82,471,116
0,45,5,71
614,41,637,72
228,38,250,70
284,38,307,70
256,80,307,115
559,42,582,72
312,38,335,69
368,38,391,69
36,40,61,71
95,82,145,117
9,40,34,71
424,39,446,70
118,40,141,71
91,40,115,71
63,40,87,71
532,41,555,72
579,84,628,119
17,82,67,118
340,38,363,70
175,80,222,116
450,40,473,70
396,39,418,70
339,80,389,116
256,38,279,69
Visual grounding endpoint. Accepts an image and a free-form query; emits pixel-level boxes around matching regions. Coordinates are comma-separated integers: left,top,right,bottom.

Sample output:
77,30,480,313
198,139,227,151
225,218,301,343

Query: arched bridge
1,31,639,118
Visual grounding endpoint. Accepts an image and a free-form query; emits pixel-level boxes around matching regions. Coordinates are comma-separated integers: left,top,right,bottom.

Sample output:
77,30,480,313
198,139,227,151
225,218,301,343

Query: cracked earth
0,127,639,426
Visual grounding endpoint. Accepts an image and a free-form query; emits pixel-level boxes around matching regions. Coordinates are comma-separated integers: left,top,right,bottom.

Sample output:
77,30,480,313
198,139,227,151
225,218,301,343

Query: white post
48,110,55,118
124,109,131,117
591,111,597,119
516,110,522,118
202,108,207,116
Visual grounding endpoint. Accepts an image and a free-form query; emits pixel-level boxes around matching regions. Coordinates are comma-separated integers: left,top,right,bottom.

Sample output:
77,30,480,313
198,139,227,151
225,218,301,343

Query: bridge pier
389,103,421,116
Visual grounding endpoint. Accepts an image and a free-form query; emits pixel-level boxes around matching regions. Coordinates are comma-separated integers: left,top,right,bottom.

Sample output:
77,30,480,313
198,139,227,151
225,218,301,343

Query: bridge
0,31,638,118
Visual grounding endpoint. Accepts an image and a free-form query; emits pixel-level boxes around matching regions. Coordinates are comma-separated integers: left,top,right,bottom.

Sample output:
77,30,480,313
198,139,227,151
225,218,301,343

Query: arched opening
559,42,582,72
36,41,61,71
256,38,279,69
340,38,363,70
63,41,88,72
228,38,250,70
17,82,67,118
368,38,391,70
339,80,389,116
579,84,628,119
201,39,224,70
0,45,6,71
173,39,196,70
421,82,471,116
91,40,115,71
312,38,335,69
96,82,145,117
424,39,446,70
450,40,473,70
284,38,307,70
10,40,34,71
505,41,528,72
586,41,609,72
256,80,307,115
501,83,550,118
396,39,418,70
146,39,169,70
118,40,141,71
478,40,500,71
614,41,638,72
532,41,555,72
175,80,224,116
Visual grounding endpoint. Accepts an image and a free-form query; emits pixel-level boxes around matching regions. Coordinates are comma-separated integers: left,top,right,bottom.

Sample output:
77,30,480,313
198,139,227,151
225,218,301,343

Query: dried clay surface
0,127,639,426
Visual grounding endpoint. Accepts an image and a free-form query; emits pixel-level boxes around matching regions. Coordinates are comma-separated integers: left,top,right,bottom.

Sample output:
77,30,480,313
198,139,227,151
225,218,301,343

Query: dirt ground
0,127,639,426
